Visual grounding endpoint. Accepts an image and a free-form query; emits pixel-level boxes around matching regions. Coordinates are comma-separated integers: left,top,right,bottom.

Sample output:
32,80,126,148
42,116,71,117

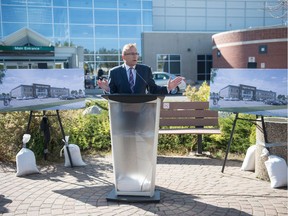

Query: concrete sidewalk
0,154,287,216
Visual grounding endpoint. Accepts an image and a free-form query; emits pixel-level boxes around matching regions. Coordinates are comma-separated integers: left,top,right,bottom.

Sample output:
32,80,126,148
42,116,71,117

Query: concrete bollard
255,117,287,181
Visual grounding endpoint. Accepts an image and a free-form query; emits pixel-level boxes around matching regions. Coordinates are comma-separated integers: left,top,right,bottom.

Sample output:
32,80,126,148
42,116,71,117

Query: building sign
0,46,54,52
0,46,55,56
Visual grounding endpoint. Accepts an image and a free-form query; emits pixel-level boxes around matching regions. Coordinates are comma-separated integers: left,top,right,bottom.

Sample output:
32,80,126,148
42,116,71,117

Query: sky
0,69,84,94
210,69,287,96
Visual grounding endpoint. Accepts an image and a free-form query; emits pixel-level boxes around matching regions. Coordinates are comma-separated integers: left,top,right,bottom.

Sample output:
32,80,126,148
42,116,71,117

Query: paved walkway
0,154,287,216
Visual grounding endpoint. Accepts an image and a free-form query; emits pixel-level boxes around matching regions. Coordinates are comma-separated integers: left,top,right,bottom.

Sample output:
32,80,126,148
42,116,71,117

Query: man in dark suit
97,44,184,189
97,43,183,94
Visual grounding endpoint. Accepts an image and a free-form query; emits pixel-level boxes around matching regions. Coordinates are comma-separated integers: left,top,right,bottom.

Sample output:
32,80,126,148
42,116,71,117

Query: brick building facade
212,26,287,69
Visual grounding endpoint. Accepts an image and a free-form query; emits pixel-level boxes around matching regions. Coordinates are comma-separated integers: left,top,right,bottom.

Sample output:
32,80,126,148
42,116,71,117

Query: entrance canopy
1,27,51,46
0,28,82,69
0,28,54,57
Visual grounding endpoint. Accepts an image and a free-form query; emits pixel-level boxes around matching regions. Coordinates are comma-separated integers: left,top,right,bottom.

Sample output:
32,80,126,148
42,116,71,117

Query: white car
152,72,187,94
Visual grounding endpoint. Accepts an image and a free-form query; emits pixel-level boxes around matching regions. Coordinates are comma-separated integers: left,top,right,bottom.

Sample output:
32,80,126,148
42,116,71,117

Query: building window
0,0,153,76
259,45,267,54
197,55,212,81
217,50,221,57
157,54,181,74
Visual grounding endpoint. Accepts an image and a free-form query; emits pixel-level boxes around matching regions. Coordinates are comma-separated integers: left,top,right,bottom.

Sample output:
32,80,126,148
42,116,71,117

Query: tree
0,69,6,84
277,94,286,100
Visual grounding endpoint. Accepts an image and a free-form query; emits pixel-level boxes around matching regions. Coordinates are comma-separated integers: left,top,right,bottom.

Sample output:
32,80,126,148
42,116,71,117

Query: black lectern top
101,94,164,103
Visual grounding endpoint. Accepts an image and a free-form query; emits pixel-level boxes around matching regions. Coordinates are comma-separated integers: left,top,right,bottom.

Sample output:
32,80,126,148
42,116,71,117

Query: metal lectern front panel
108,98,160,197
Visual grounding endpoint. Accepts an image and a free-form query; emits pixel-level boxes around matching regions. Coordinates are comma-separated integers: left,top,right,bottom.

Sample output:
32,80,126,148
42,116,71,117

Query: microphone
135,70,150,94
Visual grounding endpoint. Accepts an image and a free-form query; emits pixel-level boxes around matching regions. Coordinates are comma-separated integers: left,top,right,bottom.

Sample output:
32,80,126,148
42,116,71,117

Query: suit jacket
108,64,168,94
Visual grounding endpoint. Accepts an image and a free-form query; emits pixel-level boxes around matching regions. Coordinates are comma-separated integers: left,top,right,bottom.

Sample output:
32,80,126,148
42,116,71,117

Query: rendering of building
219,84,276,101
10,83,69,99
0,0,286,88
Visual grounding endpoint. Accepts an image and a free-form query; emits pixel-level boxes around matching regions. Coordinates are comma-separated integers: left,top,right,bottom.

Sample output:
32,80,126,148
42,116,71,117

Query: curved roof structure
1,27,51,47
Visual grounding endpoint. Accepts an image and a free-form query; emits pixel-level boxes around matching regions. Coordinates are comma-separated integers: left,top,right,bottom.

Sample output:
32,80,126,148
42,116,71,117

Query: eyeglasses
124,52,139,56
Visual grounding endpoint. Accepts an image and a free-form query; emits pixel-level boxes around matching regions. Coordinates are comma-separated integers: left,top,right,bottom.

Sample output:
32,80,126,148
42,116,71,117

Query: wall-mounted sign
0,46,54,52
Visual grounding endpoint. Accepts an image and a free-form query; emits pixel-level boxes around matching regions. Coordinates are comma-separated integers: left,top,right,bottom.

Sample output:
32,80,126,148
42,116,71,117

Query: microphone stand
135,70,150,94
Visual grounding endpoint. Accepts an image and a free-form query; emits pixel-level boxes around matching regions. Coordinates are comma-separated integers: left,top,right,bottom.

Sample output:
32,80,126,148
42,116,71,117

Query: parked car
59,95,75,100
152,72,186,94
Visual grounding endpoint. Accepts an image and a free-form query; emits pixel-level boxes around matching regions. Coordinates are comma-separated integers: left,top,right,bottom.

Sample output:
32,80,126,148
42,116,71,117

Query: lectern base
106,189,160,203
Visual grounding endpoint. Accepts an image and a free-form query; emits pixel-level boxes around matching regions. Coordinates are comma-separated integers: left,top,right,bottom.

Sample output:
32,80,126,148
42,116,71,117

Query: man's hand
97,79,110,92
167,76,184,92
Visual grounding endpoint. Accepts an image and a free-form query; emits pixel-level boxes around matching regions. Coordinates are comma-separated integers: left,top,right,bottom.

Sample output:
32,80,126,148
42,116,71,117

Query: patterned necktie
129,68,134,93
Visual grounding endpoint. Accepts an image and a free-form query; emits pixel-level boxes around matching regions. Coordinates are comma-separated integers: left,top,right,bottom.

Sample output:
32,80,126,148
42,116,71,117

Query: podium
102,94,163,202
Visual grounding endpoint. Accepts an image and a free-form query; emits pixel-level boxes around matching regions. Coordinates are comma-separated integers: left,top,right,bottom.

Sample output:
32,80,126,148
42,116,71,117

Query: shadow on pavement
157,155,242,168
0,195,12,214
15,155,250,215
52,185,252,215
21,156,114,186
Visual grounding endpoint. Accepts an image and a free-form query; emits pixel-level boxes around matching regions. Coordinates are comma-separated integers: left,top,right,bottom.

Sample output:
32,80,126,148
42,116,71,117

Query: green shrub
158,131,196,155
184,81,210,102
66,109,111,152
0,111,65,161
0,111,30,161
0,100,111,162
203,113,256,154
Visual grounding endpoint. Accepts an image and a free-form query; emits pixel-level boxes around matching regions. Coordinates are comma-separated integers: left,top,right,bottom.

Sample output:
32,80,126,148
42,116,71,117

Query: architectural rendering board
0,69,85,112
209,68,287,118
